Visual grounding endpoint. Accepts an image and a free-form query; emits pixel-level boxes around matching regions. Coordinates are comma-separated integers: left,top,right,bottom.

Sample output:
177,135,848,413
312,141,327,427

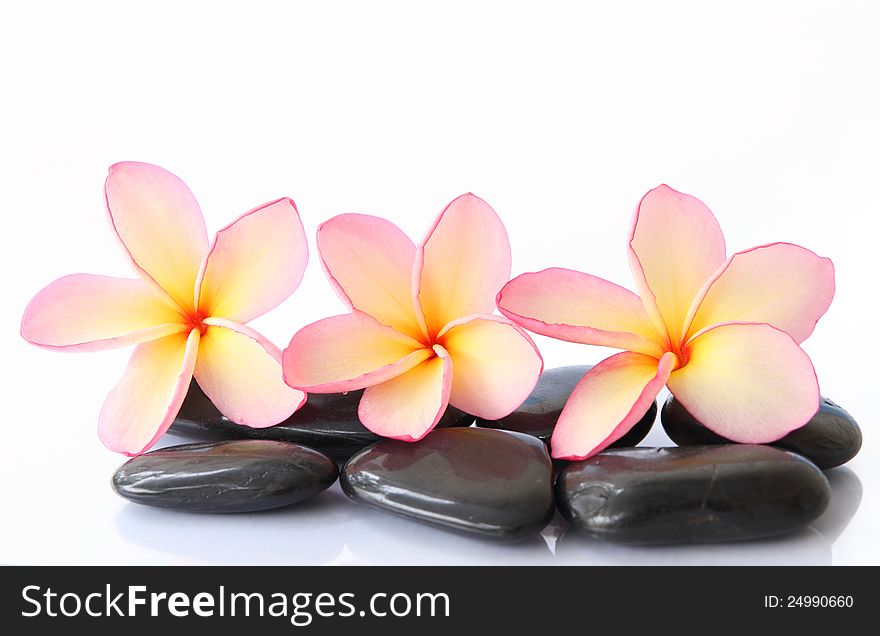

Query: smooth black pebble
661,395,862,469
341,428,555,541
556,445,830,545
168,380,474,460
112,440,338,513
476,365,656,447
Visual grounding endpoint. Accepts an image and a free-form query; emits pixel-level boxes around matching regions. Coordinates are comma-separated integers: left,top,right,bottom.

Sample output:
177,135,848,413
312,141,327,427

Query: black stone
112,440,338,513
476,365,656,447
661,395,862,469
556,445,831,545
168,380,474,460
341,428,555,540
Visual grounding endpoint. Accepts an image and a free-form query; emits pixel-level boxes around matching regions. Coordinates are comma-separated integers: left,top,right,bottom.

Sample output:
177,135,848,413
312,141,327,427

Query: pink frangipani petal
282,311,431,393
436,313,543,420
684,242,835,344
317,213,426,341
21,273,186,352
668,322,819,443
104,162,209,311
497,267,667,358
415,193,512,337
551,351,675,460
195,317,306,428
358,344,453,441
628,184,726,346
98,329,200,455
196,197,308,324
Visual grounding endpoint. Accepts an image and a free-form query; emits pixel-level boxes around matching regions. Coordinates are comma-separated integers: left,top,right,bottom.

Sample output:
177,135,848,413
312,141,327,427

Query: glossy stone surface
341,428,555,540
168,380,474,460
556,445,831,544
476,365,656,447
661,395,862,469
112,440,338,513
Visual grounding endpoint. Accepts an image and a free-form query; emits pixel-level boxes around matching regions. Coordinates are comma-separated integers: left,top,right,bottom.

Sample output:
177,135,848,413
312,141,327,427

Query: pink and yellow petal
196,198,308,323
98,329,200,455
21,273,186,351
358,345,452,441
668,322,819,443
497,268,666,357
317,213,425,341
282,311,431,393
437,314,542,419
628,184,726,345
416,193,511,337
104,162,208,311
684,243,835,344
551,351,676,460
194,318,306,428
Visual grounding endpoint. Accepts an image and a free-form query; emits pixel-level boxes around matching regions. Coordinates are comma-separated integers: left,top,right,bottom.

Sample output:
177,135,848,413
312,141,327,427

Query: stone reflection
115,484,352,565
808,467,863,543
342,505,555,565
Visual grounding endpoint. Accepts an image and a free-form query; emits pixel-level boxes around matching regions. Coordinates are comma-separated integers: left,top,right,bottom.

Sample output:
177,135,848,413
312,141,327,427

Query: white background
1,0,877,565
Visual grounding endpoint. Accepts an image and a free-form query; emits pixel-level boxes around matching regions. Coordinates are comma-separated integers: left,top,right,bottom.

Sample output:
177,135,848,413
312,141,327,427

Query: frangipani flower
498,185,834,460
282,194,543,441
21,162,308,455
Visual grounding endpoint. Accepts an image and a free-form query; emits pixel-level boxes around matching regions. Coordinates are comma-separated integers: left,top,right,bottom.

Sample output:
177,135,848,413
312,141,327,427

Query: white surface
1,0,877,565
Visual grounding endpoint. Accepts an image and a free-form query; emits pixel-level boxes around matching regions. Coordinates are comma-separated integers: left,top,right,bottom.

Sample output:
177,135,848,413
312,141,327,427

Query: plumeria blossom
21,162,308,455
498,185,835,460
282,194,543,441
